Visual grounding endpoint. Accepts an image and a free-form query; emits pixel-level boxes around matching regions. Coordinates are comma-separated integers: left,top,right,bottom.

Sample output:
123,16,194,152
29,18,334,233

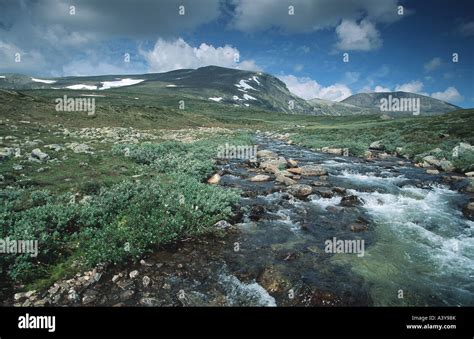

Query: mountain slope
307,98,378,116
341,91,460,116
0,66,314,114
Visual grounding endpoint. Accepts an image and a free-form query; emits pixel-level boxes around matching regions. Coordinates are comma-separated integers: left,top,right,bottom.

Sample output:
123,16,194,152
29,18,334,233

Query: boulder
340,195,363,207
462,202,474,220
250,174,271,182
142,276,151,288
129,270,139,279
369,140,384,150
300,165,327,176
260,157,287,173
214,220,232,229
287,184,313,198
321,147,343,155
313,187,333,198
207,173,221,184
31,148,49,161
275,174,296,186
465,171,474,177
287,167,302,175
287,159,298,168
350,223,369,232
426,169,439,174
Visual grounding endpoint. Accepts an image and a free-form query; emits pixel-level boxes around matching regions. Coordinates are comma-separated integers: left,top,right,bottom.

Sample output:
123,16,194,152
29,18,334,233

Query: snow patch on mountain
32,78,56,84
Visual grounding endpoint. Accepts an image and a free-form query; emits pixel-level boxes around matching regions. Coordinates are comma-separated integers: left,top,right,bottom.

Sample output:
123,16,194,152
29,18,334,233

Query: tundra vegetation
0,83,473,293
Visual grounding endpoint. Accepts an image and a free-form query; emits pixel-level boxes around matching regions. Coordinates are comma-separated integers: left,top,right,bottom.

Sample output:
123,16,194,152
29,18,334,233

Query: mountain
0,69,461,116
307,98,378,116
340,91,460,116
0,66,314,114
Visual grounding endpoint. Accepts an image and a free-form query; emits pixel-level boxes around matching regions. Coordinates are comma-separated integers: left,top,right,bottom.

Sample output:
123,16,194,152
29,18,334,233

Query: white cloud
431,87,463,102
374,85,391,92
424,57,441,72
279,74,352,101
335,19,382,51
140,38,261,73
395,80,426,94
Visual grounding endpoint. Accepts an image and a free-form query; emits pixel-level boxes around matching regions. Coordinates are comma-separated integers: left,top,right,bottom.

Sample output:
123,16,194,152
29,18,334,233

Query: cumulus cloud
230,0,403,33
335,19,382,51
0,0,221,75
424,57,442,72
374,85,391,92
431,87,463,102
140,38,261,73
395,80,426,94
279,75,352,101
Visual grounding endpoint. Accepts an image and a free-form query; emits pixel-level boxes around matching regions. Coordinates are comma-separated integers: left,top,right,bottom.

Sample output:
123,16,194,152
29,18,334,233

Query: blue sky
0,0,473,106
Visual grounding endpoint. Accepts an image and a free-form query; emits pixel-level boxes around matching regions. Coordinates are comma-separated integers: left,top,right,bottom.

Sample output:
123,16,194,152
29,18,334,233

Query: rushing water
20,134,472,307
216,135,474,306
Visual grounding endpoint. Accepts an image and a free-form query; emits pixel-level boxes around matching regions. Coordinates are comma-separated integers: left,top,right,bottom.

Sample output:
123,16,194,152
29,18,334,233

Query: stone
332,187,346,194
260,157,287,173
462,202,474,220
321,147,343,155
300,165,328,176
350,223,369,232
31,148,49,161
82,290,98,305
257,266,290,293
369,140,384,150
340,195,363,207
207,173,221,184
117,279,134,290
426,169,439,174
250,174,271,182
275,174,296,186
112,274,121,283
465,172,474,177
140,259,153,267
66,143,94,154
287,159,298,168
25,290,36,298
67,289,79,302
119,290,135,301
129,270,139,279
312,180,330,187
214,220,232,229
14,292,27,301
287,167,302,175
257,150,278,159
313,187,333,198
287,184,313,198
142,276,151,288
140,297,159,306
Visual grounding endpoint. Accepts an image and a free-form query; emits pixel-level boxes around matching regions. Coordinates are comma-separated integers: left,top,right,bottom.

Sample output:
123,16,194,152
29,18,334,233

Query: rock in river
287,184,313,198
300,165,328,176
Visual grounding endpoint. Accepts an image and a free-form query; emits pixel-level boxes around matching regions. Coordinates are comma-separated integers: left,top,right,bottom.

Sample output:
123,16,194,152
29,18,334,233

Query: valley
0,68,473,307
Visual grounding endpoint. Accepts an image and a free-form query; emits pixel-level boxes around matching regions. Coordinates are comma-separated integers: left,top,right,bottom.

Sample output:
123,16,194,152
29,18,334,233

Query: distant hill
340,91,460,116
307,97,378,116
